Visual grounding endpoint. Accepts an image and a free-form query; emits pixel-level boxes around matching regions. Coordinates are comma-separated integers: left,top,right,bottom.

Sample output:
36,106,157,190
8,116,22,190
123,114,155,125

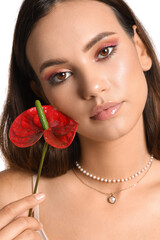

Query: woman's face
26,0,152,142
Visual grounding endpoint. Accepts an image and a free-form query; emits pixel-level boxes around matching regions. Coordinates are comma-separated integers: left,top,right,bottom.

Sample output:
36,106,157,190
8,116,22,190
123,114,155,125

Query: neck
77,116,151,192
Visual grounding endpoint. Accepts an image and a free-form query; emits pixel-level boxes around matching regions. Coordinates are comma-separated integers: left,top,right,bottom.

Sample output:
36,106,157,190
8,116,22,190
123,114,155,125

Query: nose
78,66,110,100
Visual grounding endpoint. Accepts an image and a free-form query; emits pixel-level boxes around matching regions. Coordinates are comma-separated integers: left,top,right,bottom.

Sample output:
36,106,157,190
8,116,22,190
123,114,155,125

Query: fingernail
35,193,46,200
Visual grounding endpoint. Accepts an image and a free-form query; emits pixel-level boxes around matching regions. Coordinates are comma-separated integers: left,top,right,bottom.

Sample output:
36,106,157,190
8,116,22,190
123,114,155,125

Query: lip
90,102,123,121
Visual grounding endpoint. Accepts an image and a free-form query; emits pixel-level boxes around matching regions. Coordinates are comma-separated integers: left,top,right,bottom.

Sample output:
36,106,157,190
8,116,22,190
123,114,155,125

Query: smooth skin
1,0,160,239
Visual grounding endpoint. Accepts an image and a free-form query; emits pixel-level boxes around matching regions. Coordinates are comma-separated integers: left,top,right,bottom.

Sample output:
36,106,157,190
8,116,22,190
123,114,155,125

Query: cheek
41,80,79,118
111,44,148,104
110,45,148,138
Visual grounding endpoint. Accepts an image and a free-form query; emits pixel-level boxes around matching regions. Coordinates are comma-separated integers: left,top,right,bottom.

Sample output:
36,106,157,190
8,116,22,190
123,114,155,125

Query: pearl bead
108,195,116,204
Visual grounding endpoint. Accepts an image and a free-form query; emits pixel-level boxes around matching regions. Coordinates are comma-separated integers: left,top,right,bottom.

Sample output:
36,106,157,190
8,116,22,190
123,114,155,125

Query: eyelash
95,45,117,61
48,45,117,86
48,71,72,86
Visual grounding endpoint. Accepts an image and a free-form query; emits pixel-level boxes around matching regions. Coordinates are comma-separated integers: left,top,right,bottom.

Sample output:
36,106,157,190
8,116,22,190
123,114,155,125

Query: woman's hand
0,193,45,239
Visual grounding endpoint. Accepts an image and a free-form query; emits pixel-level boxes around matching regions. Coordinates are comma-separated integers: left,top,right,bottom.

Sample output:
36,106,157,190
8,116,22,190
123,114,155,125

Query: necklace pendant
108,194,116,204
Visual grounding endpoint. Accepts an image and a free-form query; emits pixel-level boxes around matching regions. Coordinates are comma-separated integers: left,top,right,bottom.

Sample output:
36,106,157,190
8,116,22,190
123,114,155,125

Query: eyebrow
82,31,116,52
40,59,67,73
39,31,116,73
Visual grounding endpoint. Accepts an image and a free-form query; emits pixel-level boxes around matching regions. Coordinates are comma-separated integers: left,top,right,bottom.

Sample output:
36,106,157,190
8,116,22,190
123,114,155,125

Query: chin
78,113,143,143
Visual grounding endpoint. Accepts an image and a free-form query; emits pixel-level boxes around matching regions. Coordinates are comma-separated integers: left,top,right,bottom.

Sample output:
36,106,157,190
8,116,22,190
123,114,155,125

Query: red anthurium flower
9,105,78,148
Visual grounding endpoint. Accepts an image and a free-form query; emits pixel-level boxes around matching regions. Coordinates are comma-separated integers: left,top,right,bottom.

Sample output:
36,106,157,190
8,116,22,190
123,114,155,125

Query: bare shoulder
0,168,32,208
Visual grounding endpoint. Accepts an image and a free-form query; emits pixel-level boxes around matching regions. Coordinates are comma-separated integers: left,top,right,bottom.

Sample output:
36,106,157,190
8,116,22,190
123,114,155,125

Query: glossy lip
90,101,123,120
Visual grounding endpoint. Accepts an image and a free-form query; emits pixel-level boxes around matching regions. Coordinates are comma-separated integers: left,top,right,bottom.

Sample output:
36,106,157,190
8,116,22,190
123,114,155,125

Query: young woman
0,0,160,239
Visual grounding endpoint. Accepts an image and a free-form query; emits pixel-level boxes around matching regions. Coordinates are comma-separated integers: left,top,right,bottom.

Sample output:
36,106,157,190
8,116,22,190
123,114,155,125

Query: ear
30,80,50,104
132,25,152,71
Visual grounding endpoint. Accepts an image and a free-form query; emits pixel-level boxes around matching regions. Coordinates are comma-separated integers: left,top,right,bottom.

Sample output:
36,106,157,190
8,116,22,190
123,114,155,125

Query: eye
96,45,117,60
48,71,72,85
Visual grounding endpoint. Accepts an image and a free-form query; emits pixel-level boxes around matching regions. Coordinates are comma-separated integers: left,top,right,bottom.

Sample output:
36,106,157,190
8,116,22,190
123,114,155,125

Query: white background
0,0,160,171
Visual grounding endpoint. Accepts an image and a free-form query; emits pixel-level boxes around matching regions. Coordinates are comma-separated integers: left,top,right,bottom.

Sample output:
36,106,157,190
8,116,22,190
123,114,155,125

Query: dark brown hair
0,0,160,177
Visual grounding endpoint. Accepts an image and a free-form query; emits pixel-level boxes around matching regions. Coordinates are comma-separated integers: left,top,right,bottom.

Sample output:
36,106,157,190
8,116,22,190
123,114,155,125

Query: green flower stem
28,141,48,217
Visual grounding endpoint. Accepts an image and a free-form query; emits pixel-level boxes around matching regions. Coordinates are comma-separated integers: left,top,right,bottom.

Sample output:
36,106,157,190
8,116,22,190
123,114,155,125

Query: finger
13,229,42,240
0,193,45,230
0,216,43,240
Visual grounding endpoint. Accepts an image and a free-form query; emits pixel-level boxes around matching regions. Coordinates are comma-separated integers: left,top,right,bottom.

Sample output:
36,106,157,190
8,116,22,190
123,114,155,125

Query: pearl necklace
73,155,153,204
75,155,153,183
73,159,153,204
